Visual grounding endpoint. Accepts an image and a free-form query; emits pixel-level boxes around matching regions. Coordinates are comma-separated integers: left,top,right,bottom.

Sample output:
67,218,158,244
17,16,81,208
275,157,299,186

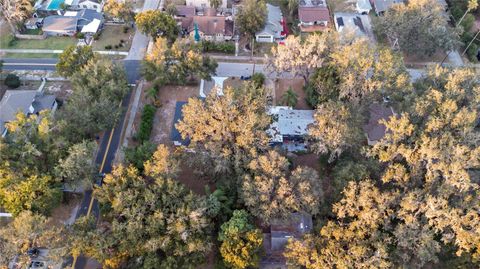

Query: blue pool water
47,0,65,10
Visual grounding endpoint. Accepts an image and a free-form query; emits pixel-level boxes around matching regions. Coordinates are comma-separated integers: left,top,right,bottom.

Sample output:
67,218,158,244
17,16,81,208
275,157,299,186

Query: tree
0,112,64,215
367,66,480,263
236,0,267,38
285,180,394,269
457,0,478,26
0,211,65,268
374,0,460,56
176,83,271,178
209,0,222,9
0,0,34,32
218,210,263,269
58,57,129,141
241,150,323,224
281,86,298,107
124,141,156,171
56,45,96,78
4,73,20,88
104,0,134,22
71,145,213,268
267,33,334,82
143,37,218,85
308,101,363,162
135,10,179,41
55,141,97,192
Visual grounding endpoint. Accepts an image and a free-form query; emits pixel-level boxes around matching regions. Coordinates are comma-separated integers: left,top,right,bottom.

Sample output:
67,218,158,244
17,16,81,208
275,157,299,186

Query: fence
14,32,47,40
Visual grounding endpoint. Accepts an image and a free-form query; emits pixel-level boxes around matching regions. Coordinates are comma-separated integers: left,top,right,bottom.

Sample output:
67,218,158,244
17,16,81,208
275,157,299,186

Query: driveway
125,0,162,60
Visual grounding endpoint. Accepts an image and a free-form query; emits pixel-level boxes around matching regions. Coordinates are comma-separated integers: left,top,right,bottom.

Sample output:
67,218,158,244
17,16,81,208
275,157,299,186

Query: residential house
256,4,286,43
0,90,57,137
298,0,330,33
42,9,103,36
372,0,404,15
334,12,373,40
268,106,314,151
199,76,228,97
186,0,227,9
175,5,196,17
76,0,104,12
180,15,234,42
356,0,372,14
262,213,313,268
363,103,396,145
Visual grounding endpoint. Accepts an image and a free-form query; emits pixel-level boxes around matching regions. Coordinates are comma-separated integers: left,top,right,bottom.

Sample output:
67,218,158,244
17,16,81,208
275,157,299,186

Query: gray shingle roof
42,16,78,32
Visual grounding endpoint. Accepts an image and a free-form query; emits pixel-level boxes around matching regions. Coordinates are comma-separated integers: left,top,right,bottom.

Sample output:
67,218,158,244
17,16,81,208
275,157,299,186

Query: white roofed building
268,106,314,151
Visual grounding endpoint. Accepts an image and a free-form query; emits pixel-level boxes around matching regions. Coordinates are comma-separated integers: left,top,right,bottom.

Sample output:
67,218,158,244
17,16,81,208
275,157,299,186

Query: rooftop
363,103,395,145
171,101,190,146
268,107,314,142
298,6,330,22
257,4,284,36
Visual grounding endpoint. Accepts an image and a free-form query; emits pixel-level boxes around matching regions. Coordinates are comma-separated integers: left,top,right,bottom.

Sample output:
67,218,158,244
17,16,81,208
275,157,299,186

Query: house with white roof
356,0,372,14
334,12,373,40
255,4,286,43
268,106,314,151
372,0,404,15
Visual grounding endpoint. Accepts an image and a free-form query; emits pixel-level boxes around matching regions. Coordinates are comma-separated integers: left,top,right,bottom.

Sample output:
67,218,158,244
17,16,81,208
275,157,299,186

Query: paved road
1,58,426,82
125,0,161,60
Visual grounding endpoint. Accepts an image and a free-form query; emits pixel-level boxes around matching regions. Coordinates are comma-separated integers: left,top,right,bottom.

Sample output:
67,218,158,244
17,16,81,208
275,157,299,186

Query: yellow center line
72,128,115,269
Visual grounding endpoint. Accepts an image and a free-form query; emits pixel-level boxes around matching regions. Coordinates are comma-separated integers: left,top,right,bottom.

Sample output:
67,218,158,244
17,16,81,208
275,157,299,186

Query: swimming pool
47,0,65,10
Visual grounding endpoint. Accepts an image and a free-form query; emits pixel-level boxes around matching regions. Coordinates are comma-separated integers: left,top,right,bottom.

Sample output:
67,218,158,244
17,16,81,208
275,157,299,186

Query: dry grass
274,78,309,109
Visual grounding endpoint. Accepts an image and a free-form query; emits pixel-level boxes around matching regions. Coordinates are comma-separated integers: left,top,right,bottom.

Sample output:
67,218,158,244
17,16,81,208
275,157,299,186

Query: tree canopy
236,0,267,38
135,10,179,41
69,145,213,268
56,45,97,78
374,0,460,56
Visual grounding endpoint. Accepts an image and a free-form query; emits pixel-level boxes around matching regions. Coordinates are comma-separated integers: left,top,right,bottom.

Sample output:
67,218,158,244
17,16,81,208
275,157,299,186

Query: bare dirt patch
150,84,199,145
274,78,309,109
403,49,447,65
48,193,82,228
44,81,73,100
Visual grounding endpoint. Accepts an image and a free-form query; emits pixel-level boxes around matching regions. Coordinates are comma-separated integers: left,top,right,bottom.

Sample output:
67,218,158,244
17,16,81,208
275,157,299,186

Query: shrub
75,32,85,39
114,45,119,49
124,141,156,171
4,74,21,89
105,45,112,50
93,32,101,40
136,104,157,142
120,39,125,43
251,73,265,88
123,26,129,33
466,43,479,63
201,41,235,54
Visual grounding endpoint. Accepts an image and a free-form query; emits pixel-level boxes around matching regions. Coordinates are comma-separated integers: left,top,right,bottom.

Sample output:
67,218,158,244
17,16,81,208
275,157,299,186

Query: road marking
72,128,115,269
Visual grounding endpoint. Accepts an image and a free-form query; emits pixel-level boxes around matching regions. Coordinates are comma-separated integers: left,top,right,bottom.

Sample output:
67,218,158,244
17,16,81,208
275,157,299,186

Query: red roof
298,6,330,22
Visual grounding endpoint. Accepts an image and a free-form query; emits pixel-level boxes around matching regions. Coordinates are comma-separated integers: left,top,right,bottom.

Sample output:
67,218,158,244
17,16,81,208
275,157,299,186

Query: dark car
27,248,39,258
240,75,251,80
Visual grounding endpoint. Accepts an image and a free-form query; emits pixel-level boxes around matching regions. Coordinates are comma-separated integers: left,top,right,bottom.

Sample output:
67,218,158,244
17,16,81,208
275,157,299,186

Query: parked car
240,75,251,80
28,261,45,269
27,248,39,258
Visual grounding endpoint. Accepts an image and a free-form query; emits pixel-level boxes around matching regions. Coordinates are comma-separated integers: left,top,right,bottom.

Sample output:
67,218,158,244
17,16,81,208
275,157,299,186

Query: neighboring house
0,90,57,137
268,106,314,151
199,76,228,97
186,0,227,9
363,103,396,145
262,213,313,268
256,4,286,43
334,12,373,40
42,16,78,36
175,5,196,17
298,0,330,33
171,101,190,146
356,0,372,14
180,15,234,42
77,0,104,12
372,0,404,15
42,9,103,36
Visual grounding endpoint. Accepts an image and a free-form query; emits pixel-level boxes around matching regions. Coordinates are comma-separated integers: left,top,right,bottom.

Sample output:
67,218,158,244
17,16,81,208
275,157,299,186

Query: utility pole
462,29,480,56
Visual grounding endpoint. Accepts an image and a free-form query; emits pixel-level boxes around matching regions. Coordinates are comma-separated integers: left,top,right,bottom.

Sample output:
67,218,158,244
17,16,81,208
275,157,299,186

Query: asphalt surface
1,58,142,85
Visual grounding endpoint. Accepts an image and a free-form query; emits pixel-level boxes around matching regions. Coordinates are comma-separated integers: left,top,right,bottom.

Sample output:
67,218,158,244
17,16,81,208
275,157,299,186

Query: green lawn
91,25,133,51
0,33,76,50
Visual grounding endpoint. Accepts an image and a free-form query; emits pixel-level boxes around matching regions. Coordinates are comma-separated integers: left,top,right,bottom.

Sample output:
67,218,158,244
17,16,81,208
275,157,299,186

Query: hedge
5,74,21,89
201,40,235,54
136,104,156,142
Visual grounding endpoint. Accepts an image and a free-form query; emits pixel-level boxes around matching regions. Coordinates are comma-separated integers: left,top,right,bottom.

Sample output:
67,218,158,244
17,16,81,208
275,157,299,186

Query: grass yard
91,25,133,51
0,34,76,50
